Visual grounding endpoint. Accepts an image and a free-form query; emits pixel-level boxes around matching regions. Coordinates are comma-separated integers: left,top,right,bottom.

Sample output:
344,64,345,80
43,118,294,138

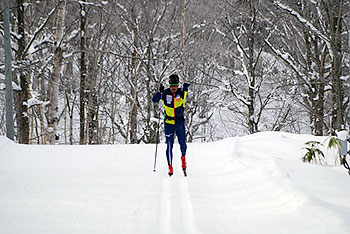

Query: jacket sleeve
152,92,161,102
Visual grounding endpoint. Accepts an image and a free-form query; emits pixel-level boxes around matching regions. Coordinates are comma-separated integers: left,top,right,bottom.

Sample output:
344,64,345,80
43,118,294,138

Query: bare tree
214,0,284,134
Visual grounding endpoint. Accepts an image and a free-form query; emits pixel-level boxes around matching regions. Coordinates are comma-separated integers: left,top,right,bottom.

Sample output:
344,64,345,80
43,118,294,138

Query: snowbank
0,132,349,234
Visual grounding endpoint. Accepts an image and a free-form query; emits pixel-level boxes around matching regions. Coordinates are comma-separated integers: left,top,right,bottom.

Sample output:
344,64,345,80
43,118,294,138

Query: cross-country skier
152,74,190,176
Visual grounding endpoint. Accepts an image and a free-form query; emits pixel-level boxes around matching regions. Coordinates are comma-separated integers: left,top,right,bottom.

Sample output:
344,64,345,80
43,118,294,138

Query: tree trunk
126,15,140,144
128,67,139,144
15,0,30,144
329,0,344,131
48,0,66,144
314,43,327,136
85,12,102,144
79,0,87,144
247,0,257,134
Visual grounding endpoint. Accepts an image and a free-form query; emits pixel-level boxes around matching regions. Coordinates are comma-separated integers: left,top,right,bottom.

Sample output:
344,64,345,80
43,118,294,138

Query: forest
0,0,349,144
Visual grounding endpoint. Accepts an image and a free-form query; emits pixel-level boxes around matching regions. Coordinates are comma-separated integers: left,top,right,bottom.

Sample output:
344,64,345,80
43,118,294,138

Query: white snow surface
0,132,350,234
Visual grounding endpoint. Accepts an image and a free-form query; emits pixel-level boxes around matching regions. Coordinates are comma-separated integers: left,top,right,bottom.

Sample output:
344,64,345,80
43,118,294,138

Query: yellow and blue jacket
152,83,190,125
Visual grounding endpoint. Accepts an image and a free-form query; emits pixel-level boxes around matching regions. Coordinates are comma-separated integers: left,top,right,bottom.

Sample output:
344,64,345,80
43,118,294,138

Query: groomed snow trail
1,132,350,234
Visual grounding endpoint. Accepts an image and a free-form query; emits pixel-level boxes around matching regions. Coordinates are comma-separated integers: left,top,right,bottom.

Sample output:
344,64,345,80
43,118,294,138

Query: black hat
169,74,179,85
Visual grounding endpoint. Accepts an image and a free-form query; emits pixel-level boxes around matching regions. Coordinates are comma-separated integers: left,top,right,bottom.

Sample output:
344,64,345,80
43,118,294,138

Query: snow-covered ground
0,132,350,234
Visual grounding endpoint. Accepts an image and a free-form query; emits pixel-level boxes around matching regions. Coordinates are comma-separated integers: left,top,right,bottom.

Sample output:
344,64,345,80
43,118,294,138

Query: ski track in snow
157,178,173,234
156,174,201,234
1,180,49,231
34,179,77,233
1,133,350,234
178,177,201,234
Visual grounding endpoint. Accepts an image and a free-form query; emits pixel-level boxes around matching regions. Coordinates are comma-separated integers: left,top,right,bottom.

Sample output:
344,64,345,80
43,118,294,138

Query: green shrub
302,141,324,164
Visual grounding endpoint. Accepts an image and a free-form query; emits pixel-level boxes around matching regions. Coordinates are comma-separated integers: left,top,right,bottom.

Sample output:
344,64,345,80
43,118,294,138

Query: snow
47,127,54,133
0,82,22,91
78,1,99,7
66,29,79,42
23,98,45,109
0,131,350,234
192,24,206,29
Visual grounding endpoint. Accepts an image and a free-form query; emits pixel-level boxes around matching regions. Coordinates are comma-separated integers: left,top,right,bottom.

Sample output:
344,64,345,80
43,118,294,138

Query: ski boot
181,156,187,177
168,165,173,177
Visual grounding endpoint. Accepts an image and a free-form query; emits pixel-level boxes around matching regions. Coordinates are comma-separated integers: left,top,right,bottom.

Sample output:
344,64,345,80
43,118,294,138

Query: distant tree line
0,0,349,144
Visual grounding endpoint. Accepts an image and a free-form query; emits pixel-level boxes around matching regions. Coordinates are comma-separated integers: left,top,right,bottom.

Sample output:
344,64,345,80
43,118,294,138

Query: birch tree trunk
127,35,140,144
85,54,100,144
125,10,141,144
85,11,102,144
247,0,258,134
48,0,66,144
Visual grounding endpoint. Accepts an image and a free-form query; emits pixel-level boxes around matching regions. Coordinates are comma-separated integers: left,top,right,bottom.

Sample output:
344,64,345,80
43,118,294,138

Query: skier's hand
183,83,190,90
159,84,164,93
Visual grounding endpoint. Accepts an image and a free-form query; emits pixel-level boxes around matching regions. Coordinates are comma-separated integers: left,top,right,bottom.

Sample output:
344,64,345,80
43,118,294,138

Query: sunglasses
169,84,179,87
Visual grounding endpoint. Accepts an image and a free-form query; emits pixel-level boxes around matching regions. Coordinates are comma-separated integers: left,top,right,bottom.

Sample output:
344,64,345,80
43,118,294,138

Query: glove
159,84,164,93
183,83,190,90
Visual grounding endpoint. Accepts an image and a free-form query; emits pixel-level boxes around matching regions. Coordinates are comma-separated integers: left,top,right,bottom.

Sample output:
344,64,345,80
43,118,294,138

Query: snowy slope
0,132,350,234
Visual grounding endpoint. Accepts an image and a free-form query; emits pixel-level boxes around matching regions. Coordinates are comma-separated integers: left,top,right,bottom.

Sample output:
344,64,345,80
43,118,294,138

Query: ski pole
153,108,161,172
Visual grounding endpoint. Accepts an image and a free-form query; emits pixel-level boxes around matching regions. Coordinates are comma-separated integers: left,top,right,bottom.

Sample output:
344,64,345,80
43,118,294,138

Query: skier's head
169,74,179,93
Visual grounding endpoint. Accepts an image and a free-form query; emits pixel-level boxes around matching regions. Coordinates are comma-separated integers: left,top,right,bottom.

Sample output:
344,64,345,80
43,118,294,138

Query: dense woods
1,0,349,144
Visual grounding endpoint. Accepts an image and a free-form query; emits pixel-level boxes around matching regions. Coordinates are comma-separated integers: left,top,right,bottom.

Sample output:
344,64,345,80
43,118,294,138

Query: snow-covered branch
273,0,329,43
23,4,58,57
